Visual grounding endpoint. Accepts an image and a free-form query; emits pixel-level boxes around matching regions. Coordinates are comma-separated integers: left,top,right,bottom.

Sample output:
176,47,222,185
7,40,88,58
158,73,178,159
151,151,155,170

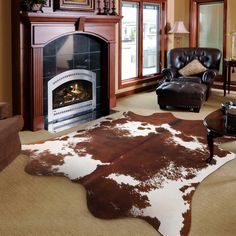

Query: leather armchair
160,47,222,99
0,103,24,171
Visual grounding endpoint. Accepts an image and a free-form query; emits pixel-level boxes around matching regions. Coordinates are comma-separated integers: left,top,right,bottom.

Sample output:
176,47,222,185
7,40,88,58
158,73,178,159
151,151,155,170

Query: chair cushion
0,102,10,119
172,76,202,84
178,59,207,76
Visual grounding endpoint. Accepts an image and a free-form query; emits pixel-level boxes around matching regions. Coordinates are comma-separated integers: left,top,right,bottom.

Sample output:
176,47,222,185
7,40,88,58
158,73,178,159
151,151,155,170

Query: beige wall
171,0,236,55
173,0,190,48
167,0,190,49
0,0,12,105
227,0,236,57
0,0,235,104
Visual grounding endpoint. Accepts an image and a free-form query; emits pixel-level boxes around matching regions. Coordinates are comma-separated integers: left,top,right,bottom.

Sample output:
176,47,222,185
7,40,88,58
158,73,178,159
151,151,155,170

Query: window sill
118,74,162,89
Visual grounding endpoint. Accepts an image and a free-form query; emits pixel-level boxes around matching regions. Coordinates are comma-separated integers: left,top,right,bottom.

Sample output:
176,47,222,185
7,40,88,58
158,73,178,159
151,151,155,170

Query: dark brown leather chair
156,48,222,112
0,103,24,171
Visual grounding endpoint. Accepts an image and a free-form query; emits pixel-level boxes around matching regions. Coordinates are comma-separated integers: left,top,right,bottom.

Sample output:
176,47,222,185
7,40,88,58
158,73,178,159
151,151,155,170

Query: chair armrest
0,103,10,119
0,116,24,141
162,68,178,81
202,69,217,84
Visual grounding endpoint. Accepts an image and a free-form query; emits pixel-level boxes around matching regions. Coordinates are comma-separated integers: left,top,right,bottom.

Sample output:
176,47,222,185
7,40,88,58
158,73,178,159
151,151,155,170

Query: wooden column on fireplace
12,5,121,131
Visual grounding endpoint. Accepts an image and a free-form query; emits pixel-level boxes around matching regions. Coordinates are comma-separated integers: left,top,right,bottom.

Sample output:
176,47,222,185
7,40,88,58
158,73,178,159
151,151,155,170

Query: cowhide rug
22,112,235,236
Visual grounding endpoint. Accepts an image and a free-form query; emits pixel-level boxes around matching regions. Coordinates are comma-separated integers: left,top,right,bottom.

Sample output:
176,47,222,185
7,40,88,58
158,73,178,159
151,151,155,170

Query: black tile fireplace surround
43,33,110,132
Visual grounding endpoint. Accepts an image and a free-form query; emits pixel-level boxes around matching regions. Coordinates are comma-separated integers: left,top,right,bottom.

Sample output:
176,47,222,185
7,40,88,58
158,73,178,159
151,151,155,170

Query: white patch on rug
52,154,108,180
160,124,205,151
114,122,205,152
160,124,181,135
115,121,157,137
106,173,140,186
172,136,205,150
22,131,106,178
22,131,91,158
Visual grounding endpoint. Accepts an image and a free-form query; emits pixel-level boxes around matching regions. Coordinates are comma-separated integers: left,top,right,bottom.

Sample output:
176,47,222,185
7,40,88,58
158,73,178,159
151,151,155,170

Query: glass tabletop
204,109,236,136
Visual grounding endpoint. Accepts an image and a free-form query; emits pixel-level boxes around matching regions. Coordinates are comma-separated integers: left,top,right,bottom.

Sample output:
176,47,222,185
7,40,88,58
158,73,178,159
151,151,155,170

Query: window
120,0,166,87
121,2,139,80
143,3,160,76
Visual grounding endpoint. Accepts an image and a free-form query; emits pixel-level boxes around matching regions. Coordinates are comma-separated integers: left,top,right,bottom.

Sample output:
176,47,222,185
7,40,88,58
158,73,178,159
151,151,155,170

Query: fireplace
47,69,96,132
12,13,121,131
43,32,106,132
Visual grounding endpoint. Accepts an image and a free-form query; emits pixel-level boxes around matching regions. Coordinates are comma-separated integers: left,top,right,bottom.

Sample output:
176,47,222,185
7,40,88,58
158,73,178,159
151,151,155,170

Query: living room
1,0,236,235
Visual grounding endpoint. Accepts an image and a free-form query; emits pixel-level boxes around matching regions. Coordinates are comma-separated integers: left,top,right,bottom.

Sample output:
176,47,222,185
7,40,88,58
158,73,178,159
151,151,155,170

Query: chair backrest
167,47,222,71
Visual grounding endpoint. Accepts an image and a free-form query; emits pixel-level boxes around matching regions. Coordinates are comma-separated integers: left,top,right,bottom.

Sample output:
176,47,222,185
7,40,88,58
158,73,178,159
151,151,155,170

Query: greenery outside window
119,0,166,88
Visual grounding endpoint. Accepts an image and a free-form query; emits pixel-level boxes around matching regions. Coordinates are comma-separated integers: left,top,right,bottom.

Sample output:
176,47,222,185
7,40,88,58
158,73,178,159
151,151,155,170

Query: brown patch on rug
22,112,235,236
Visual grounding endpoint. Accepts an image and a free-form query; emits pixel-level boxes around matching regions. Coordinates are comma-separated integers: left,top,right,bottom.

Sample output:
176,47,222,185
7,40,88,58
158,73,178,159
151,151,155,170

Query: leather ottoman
156,82,207,112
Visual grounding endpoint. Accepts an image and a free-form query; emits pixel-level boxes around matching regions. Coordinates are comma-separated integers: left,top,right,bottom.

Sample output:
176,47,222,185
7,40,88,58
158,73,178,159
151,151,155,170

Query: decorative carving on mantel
75,17,86,31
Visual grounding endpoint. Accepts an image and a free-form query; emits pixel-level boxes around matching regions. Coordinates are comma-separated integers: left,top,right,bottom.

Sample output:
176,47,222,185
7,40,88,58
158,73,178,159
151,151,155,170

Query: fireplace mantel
12,11,121,130
23,14,121,46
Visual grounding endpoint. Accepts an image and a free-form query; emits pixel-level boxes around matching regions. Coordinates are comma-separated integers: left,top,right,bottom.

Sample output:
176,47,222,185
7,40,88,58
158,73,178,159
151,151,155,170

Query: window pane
143,4,160,76
122,2,139,80
198,3,223,73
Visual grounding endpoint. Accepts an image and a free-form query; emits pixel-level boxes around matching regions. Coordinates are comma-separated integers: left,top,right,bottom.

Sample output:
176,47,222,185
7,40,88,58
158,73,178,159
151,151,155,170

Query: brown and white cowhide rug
22,112,235,236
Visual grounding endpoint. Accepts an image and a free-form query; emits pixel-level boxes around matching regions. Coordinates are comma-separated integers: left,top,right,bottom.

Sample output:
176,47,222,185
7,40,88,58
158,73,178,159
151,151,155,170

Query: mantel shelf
21,12,122,24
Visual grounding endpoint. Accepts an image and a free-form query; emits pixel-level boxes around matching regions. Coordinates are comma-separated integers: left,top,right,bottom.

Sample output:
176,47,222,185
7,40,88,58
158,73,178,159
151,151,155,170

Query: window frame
118,0,167,89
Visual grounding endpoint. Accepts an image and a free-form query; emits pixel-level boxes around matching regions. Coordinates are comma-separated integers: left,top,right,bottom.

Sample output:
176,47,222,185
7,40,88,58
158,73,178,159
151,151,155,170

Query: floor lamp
168,21,189,48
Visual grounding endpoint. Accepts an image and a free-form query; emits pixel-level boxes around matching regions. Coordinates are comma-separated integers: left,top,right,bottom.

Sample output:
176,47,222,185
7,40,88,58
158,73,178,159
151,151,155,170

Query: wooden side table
223,59,236,96
203,109,236,163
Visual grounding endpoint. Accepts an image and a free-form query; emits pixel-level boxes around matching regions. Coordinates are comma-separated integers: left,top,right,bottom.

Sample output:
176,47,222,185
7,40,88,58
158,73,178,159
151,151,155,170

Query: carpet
22,112,235,236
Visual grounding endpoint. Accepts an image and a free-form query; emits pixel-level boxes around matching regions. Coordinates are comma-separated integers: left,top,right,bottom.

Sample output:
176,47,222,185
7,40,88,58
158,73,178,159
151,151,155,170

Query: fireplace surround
43,32,105,132
11,4,121,131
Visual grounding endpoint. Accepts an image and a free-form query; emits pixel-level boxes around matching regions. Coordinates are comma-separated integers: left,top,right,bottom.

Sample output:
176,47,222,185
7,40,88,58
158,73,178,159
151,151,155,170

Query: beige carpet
1,89,236,236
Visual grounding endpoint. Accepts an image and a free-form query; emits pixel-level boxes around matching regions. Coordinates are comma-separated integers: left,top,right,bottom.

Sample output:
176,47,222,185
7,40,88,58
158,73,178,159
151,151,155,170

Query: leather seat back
167,48,222,71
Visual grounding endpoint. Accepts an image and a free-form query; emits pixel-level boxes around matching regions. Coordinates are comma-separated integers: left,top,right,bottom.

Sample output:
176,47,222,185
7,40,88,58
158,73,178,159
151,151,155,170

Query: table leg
223,63,227,96
206,131,222,163
206,130,214,163
227,65,231,94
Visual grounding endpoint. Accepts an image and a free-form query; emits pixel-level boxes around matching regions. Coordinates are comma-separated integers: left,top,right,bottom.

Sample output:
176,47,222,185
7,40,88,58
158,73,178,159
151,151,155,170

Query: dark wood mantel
12,8,121,130
22,13,121,46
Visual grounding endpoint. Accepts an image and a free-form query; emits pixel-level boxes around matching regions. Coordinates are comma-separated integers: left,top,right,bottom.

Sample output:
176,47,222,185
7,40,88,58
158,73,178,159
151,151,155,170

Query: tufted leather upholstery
167,47,221,71
160,47,222,99
156,48,222,112
156,82,207,112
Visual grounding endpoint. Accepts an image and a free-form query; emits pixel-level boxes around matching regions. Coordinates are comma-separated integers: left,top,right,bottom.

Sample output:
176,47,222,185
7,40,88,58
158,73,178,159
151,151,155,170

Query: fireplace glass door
53,80,93,110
